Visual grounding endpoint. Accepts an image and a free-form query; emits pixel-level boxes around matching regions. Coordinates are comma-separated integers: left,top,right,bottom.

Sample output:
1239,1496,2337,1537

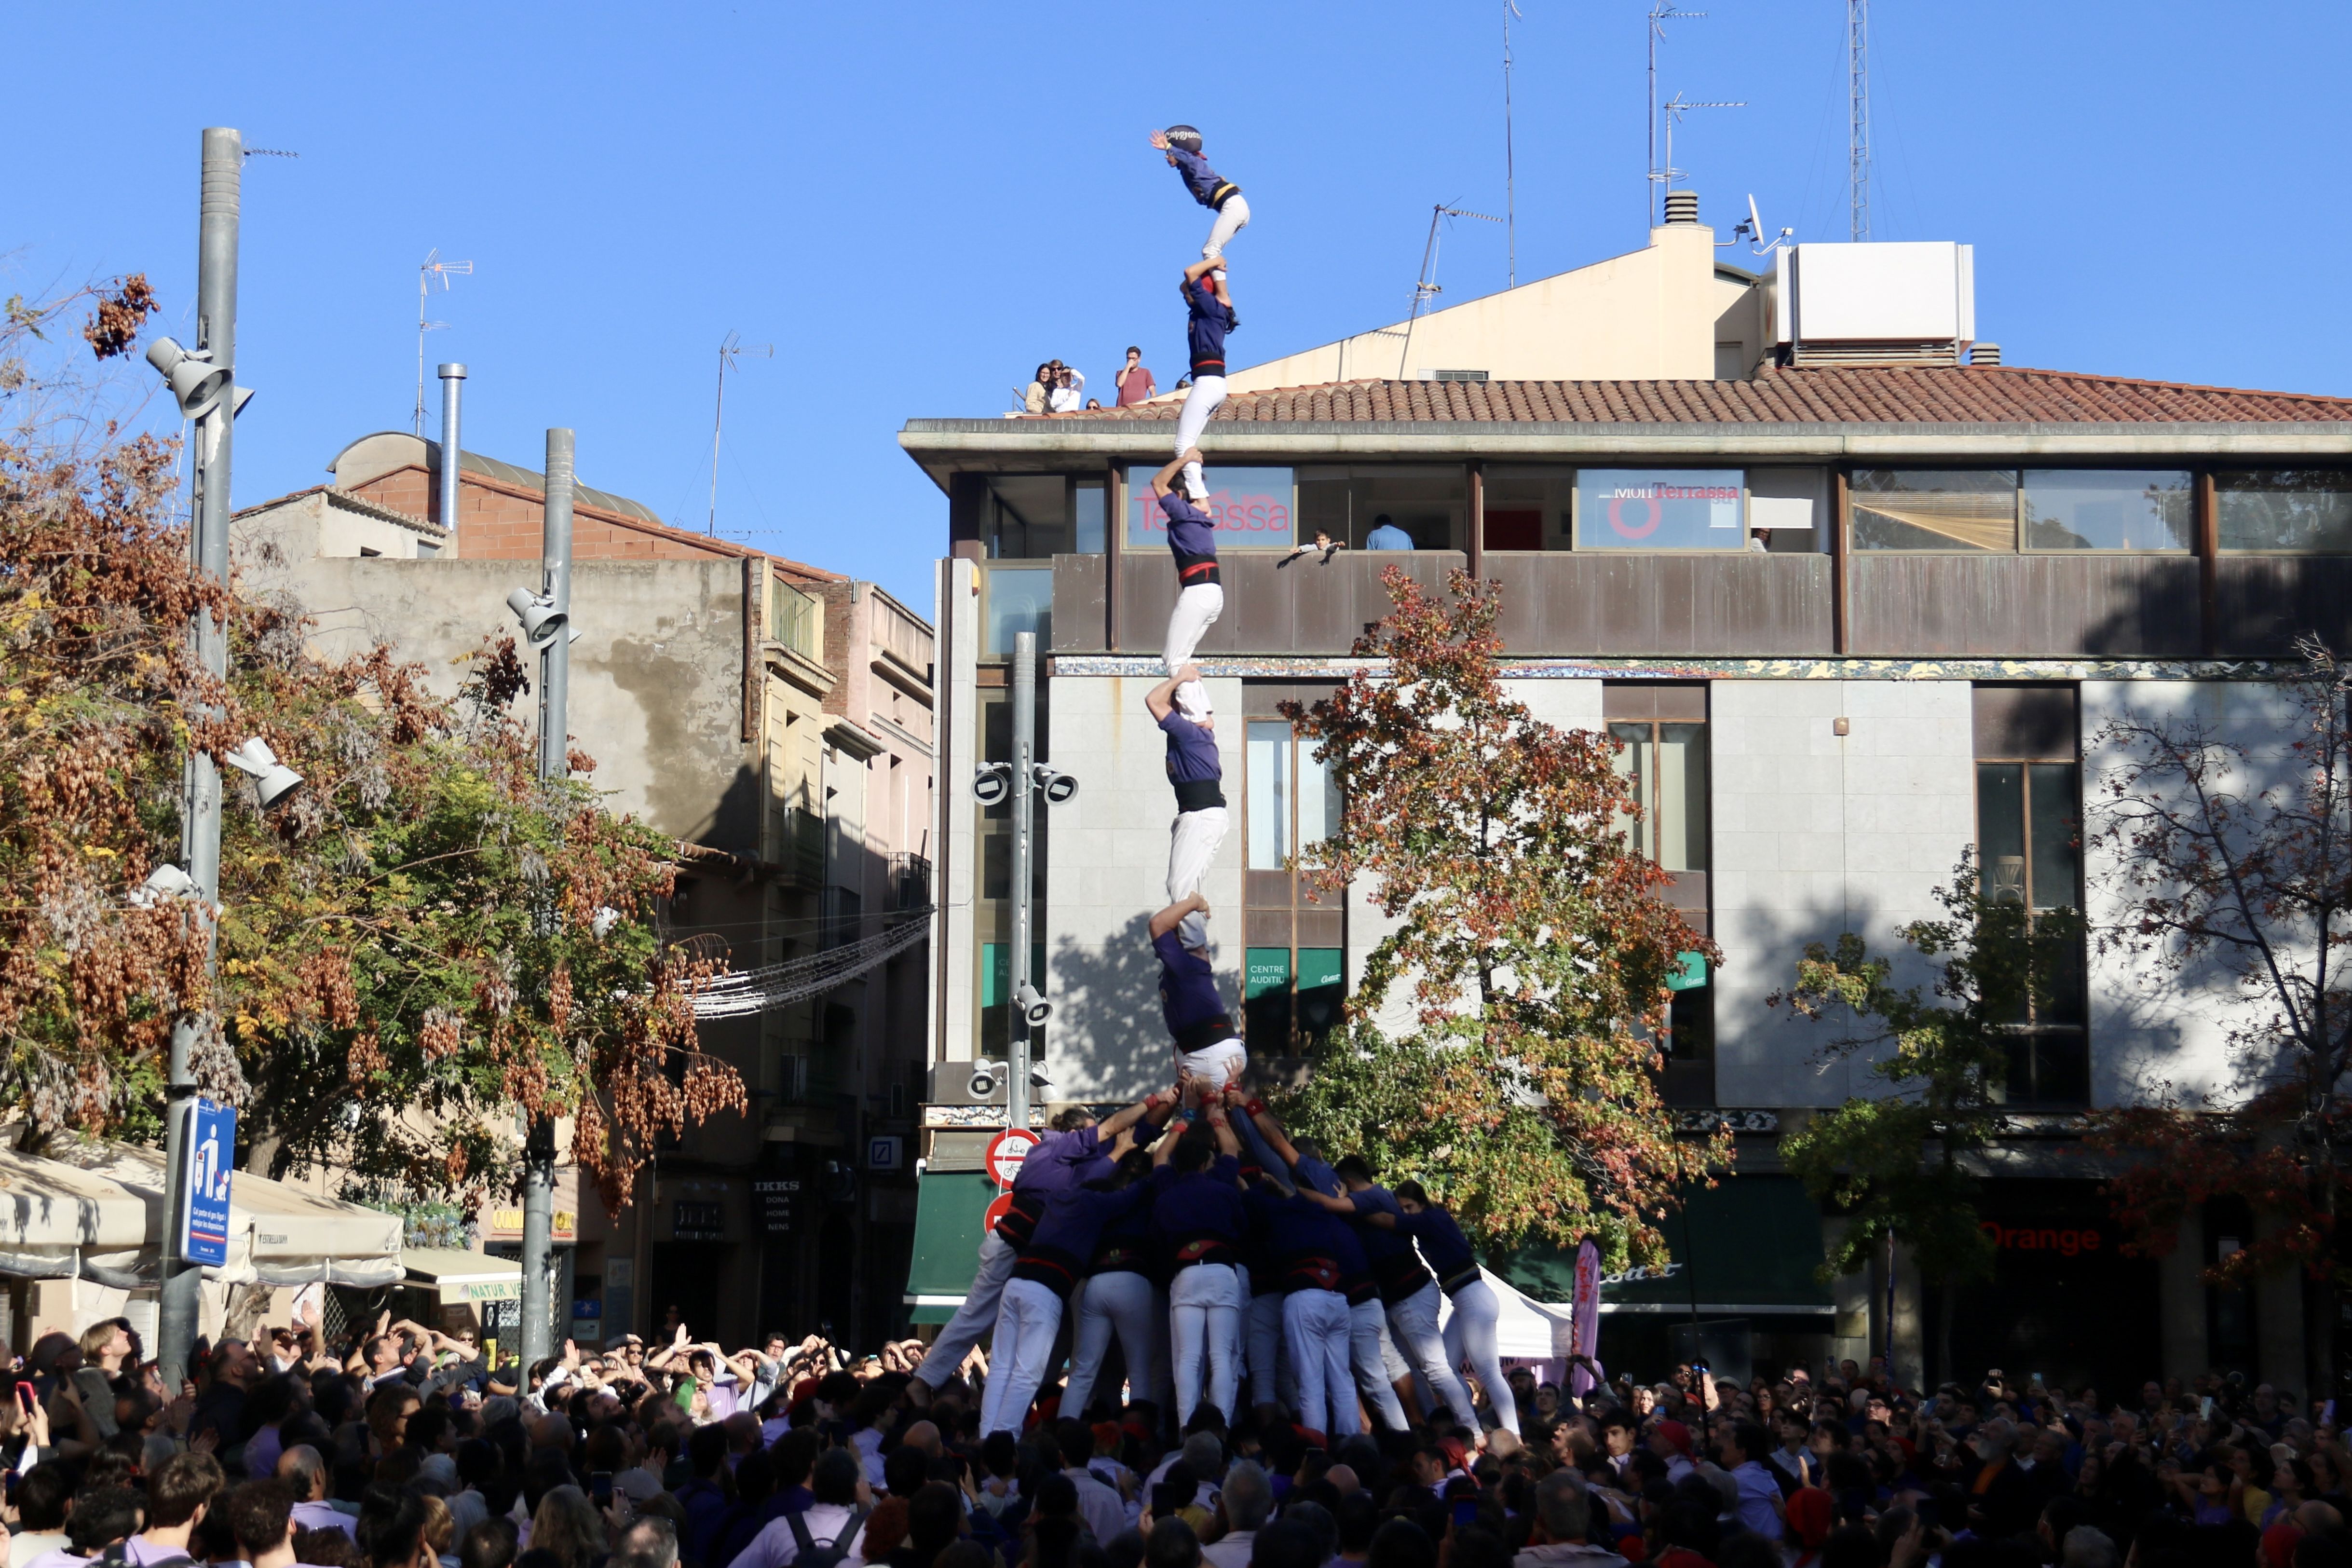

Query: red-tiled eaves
1019,366,2352,426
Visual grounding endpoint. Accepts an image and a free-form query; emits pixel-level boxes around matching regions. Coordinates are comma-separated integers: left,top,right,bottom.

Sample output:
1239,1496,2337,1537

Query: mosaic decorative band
1051,654,2295,682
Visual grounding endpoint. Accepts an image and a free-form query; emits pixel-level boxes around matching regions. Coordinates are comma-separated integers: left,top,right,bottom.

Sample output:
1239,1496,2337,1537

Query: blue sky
13,1,2351,613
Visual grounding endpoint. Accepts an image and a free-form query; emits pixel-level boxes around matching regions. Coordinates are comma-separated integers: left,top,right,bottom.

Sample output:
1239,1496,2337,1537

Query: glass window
1608,721,1710,872
1975,749,2087,1107
1244,719,1346,1053
2216,470,2352,552
980,567,1052,656
1482,465,1577,551
1851,469,2018,552
1749,468,1831,554
1575,469,1747,551
2023,470,2192,551
1293,465,1468,551
983,475,1075,559
1124,465,1295,550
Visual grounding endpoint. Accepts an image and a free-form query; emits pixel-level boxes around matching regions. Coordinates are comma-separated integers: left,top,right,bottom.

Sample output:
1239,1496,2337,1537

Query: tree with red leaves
0,278,743,1216
1272,567,1723,1268
2086,639,2352,1286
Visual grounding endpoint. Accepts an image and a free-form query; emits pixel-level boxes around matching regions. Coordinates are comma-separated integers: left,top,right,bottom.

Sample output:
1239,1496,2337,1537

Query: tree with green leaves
1773,857,2084,1377
1273,567,1722,1268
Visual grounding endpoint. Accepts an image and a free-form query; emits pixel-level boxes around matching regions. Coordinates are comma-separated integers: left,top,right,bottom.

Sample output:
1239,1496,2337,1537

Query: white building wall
1042,673,1244,1098
2080,680,2299,1111
1709,679,1978,1107
934,559,980,1067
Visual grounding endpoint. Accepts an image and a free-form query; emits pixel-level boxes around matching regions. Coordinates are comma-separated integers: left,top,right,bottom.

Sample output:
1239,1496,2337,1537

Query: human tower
908,130,1521,1443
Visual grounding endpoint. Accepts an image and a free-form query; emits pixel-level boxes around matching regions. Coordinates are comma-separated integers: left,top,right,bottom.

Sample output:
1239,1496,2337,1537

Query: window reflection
2023,470,2192,551
2216,471,2352,552
1852,470,2018,552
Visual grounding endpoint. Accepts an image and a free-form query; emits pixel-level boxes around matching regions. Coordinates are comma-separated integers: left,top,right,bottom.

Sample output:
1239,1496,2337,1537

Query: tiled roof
1027,366,2352,426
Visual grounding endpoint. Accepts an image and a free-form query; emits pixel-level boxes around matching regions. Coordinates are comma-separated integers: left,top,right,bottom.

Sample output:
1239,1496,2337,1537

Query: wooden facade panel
1481,554,1832,657
1118,555,1175,656
2216,558,2352,656
1849,555,2201,658
1049,554,1106,653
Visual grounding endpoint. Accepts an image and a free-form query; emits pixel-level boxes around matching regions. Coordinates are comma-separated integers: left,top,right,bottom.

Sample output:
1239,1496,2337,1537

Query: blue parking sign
180,1098,235,1267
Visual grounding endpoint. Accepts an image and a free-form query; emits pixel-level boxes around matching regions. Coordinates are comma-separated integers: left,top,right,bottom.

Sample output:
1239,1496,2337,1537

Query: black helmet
1165,124,1203,155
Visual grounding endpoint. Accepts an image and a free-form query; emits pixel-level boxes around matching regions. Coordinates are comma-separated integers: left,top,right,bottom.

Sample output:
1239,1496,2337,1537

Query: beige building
231,434,935,1349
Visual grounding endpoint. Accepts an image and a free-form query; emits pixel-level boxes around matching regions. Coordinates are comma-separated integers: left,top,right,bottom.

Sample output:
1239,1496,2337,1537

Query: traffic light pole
520,428,574,1366
1006,632,1036,1136
159,126,244,1388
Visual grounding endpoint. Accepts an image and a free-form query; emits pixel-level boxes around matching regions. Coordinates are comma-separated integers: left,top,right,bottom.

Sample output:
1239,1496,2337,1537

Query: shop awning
405,1248,523,1303
904,1172,999,1324
0,1145,153,1286
35,1137,406,1288
1492,1175,1835,1316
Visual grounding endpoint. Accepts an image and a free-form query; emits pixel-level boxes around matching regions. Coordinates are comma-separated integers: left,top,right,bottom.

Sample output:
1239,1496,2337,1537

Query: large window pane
2217,471,2352,552
1074,480,1106,554
1124,465,1296,550
1482,465,1577,551
1608,722,1648,857
2023,470,2192,551
1247,721,1290,871
1296,739,1339,854
1575,469,1747,551
1656,723,1709,872
1294,465,1468,551
1852,469,2018,552
1750,467,1831,554
980,567,1052,655
984,475,1074,559
1977,763,2026,903
2027,763,2080,911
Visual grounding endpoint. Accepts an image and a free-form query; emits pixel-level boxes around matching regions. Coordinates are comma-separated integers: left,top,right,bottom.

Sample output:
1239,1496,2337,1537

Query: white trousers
1283,1287,1360,1436
980,1276,1065,1435
1350,1299,1410,1431
1441,1278,1520,1432
1203,194,1251,262
915,1230,1014,1390
1387,1281,1477,1426
1246,1287,1288,1409
1164,581,1224,721
1168,806,1228,950
1168,1262,1242,1427
1176,1036,1248,1095
1174,377,1229,501
1059,1270,1163,1417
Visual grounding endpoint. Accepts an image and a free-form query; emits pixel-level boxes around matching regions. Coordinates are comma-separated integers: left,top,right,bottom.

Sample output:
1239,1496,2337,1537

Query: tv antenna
1657,92,1745,207
414,249,473,437
1848,0,1872,240
1502,0,1523,287
1645,1,1708,225
1731,193,1794,257
708,330,772,536
1400,203,1503,377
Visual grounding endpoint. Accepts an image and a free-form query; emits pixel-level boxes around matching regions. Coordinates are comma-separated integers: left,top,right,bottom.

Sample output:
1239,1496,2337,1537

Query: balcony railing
769,803,825,886
889,852,932,913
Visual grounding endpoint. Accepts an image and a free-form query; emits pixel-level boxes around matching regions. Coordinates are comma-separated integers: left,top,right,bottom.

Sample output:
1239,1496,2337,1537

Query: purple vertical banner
1569,1237,1604,1395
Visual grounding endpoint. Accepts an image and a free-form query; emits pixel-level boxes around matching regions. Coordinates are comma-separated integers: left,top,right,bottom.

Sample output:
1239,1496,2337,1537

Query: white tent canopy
1438,1268,1578,1359
2,1136,405,1288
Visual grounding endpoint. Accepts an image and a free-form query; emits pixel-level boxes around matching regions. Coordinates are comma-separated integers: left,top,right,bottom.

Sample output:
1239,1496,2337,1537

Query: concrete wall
2081,680,2299,1111
1041,673,1244,1098
1710,680,1978,1107
1224,224,1743,392
937,561,981,1066
238,489,445,560
237,554,757,853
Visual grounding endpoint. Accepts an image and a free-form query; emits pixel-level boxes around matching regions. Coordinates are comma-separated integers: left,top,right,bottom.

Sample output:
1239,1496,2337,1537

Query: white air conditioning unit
1772,242,1975,367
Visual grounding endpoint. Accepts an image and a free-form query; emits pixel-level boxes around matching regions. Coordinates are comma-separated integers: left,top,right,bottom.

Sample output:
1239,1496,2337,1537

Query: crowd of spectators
0,1306,2339,1568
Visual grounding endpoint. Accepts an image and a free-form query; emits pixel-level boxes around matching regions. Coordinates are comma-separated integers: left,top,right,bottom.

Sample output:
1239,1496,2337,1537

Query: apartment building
232,429,933,1349
897,198,2352,1394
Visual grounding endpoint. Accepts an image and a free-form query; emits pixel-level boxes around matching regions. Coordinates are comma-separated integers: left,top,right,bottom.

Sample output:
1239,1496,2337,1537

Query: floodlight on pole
222,736,304,808
968,1061,1003,1098
505,586,569,651
131,864,201,908
145,338,233,420
1033,766,1078,805
973,762,1011,807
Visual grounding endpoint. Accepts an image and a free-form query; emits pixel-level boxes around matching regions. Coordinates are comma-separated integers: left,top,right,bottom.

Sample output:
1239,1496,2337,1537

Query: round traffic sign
984,1127,1040,1186
984,1192,1015,1231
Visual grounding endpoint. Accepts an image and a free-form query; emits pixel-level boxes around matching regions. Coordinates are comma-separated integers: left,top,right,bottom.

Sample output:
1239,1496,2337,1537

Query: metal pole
521,428,574,1365
436,364,466,534
160,126,242,1389
1006,632,1036,1135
